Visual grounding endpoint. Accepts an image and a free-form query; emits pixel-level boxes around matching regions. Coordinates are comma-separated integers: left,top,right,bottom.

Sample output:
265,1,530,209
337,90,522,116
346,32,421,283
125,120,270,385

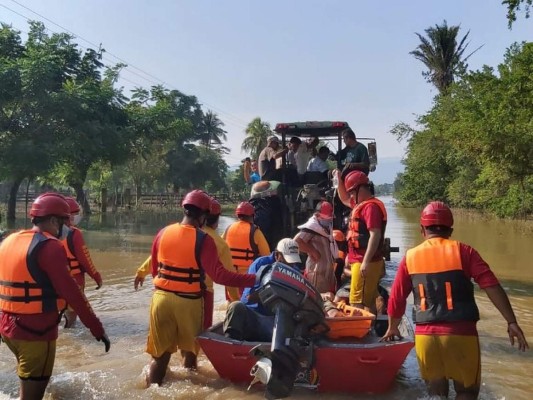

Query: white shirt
294,142,312,175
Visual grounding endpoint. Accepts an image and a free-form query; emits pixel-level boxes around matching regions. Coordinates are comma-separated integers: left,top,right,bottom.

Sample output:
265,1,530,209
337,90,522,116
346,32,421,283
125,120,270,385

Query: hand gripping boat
198,262,413,397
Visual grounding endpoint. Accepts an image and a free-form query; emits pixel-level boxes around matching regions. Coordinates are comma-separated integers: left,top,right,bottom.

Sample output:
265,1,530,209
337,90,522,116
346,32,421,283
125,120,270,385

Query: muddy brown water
0,197,531,399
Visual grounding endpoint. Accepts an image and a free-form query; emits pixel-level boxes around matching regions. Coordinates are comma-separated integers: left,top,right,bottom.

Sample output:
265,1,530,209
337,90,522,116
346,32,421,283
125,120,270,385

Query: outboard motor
249,262,326,399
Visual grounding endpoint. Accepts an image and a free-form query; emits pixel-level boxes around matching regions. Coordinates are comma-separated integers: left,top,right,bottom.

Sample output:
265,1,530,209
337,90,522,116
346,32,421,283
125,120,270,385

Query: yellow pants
415,334,481,389
349,259,385,306
2,337,56,379
145,290,203,357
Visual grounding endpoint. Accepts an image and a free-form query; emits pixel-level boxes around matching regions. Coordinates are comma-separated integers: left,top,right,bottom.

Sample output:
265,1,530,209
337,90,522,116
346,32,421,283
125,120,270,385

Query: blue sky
1,0,532,169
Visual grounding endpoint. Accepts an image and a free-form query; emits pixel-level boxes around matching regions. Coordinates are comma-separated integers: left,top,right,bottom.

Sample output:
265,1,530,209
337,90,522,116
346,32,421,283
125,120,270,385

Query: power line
6,0,251,129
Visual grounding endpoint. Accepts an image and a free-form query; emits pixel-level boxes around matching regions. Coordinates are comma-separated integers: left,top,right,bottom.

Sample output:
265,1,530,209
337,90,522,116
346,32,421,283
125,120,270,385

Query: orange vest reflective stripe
347,197,387,252
154,223,206,297
62,228,81,276
224,221,259,272
406,238,479,323
0,230,67,314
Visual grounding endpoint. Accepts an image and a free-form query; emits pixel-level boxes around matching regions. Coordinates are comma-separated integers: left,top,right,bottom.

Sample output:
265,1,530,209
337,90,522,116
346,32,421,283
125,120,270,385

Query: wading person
62,196,103,327
145,190,256,386
335,170,387,314
382,201,529,400
0,193,110,400
202,197,241,327
223,201,270,297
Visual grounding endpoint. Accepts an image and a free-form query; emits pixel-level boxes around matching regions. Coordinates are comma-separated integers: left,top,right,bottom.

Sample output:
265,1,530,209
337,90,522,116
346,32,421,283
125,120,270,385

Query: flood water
0,196,532,399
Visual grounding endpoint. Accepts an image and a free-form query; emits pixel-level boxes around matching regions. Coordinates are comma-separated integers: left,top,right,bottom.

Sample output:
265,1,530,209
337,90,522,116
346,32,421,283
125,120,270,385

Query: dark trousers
223,301,274,342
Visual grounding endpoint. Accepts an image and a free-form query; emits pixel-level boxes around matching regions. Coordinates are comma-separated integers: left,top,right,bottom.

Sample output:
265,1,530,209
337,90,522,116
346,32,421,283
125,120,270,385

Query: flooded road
0,198,531,399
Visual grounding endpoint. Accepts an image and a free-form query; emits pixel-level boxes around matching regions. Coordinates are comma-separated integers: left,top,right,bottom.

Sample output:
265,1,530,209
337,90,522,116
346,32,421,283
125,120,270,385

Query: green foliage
410,21,477,94
394,42,533,219
503,0,532,28
242,117,272,159
0,22,232,218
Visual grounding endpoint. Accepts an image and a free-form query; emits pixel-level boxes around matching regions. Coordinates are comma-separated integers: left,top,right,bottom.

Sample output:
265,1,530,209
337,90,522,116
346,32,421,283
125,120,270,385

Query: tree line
393,21,532,219
0,22,267,220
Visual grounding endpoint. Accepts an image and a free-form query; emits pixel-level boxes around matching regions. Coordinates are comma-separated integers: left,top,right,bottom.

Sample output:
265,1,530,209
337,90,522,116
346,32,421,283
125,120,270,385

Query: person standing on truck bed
258,136,288,181
337,128,370,177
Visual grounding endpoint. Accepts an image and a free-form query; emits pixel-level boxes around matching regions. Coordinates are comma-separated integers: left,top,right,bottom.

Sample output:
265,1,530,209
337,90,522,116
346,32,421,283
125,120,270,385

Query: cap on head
333,229,345,242
276,238,301,264
344,170,369,192
30,192,70,218
315,201,333,220
235,201,255,217
182,190,212,212
267,136,280,144
209,198,221,216
65,197,81,214
420,201,454,228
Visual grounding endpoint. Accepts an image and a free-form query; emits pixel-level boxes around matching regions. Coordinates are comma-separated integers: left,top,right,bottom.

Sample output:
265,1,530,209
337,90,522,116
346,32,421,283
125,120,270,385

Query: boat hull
197,317,414,394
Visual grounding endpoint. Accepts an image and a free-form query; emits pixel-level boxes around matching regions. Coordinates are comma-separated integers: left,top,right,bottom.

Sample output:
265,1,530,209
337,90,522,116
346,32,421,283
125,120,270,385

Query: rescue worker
0,193,110,400
146,189,256,386
62,196,103,328
201,197,241,327
133,199,239,328
223,201,270,297
334,169,387,313
382,201,529,399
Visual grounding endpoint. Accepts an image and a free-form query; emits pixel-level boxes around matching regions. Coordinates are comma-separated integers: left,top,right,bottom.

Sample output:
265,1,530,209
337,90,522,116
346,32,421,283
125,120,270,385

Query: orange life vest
224,221,260,272
153,223,206,298
62,227,81,276
406,237,479,324
346,197,387,253
0,230,67,314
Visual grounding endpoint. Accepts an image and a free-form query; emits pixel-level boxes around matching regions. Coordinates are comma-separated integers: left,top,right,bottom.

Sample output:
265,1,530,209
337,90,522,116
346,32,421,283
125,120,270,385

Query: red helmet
420,201,454,228
333,229,345,242
344,170,369,192
316,201,333,220
210,198,221,216
65,197,81,214
182,190,212,212
235,201,255,216
30,193,70,218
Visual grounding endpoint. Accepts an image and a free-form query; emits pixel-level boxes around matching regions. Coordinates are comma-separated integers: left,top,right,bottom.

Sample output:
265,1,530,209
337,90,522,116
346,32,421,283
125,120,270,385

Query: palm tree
241,117,272,159
198,110,227,150
410,20,480,94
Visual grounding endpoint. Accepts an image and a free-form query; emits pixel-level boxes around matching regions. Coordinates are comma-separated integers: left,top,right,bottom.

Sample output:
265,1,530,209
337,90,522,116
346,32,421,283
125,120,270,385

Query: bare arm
334,169,351,207
484,284,529,351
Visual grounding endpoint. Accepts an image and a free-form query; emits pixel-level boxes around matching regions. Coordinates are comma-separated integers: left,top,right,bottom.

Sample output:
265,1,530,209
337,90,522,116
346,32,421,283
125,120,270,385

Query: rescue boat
198,262,414,397
198,316,413,394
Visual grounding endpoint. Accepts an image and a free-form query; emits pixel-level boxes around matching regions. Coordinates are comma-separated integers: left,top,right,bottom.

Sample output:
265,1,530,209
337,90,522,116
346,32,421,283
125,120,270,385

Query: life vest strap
0,280,41,289
157,272,202,284
159,264,202,275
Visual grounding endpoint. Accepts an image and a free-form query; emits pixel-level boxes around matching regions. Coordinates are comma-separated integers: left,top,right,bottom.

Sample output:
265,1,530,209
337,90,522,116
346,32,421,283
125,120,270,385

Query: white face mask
71,214,82,226
58,224,71,241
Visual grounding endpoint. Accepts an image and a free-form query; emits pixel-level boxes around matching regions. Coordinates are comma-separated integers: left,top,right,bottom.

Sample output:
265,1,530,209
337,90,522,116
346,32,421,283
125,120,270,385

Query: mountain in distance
369,156,404,185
